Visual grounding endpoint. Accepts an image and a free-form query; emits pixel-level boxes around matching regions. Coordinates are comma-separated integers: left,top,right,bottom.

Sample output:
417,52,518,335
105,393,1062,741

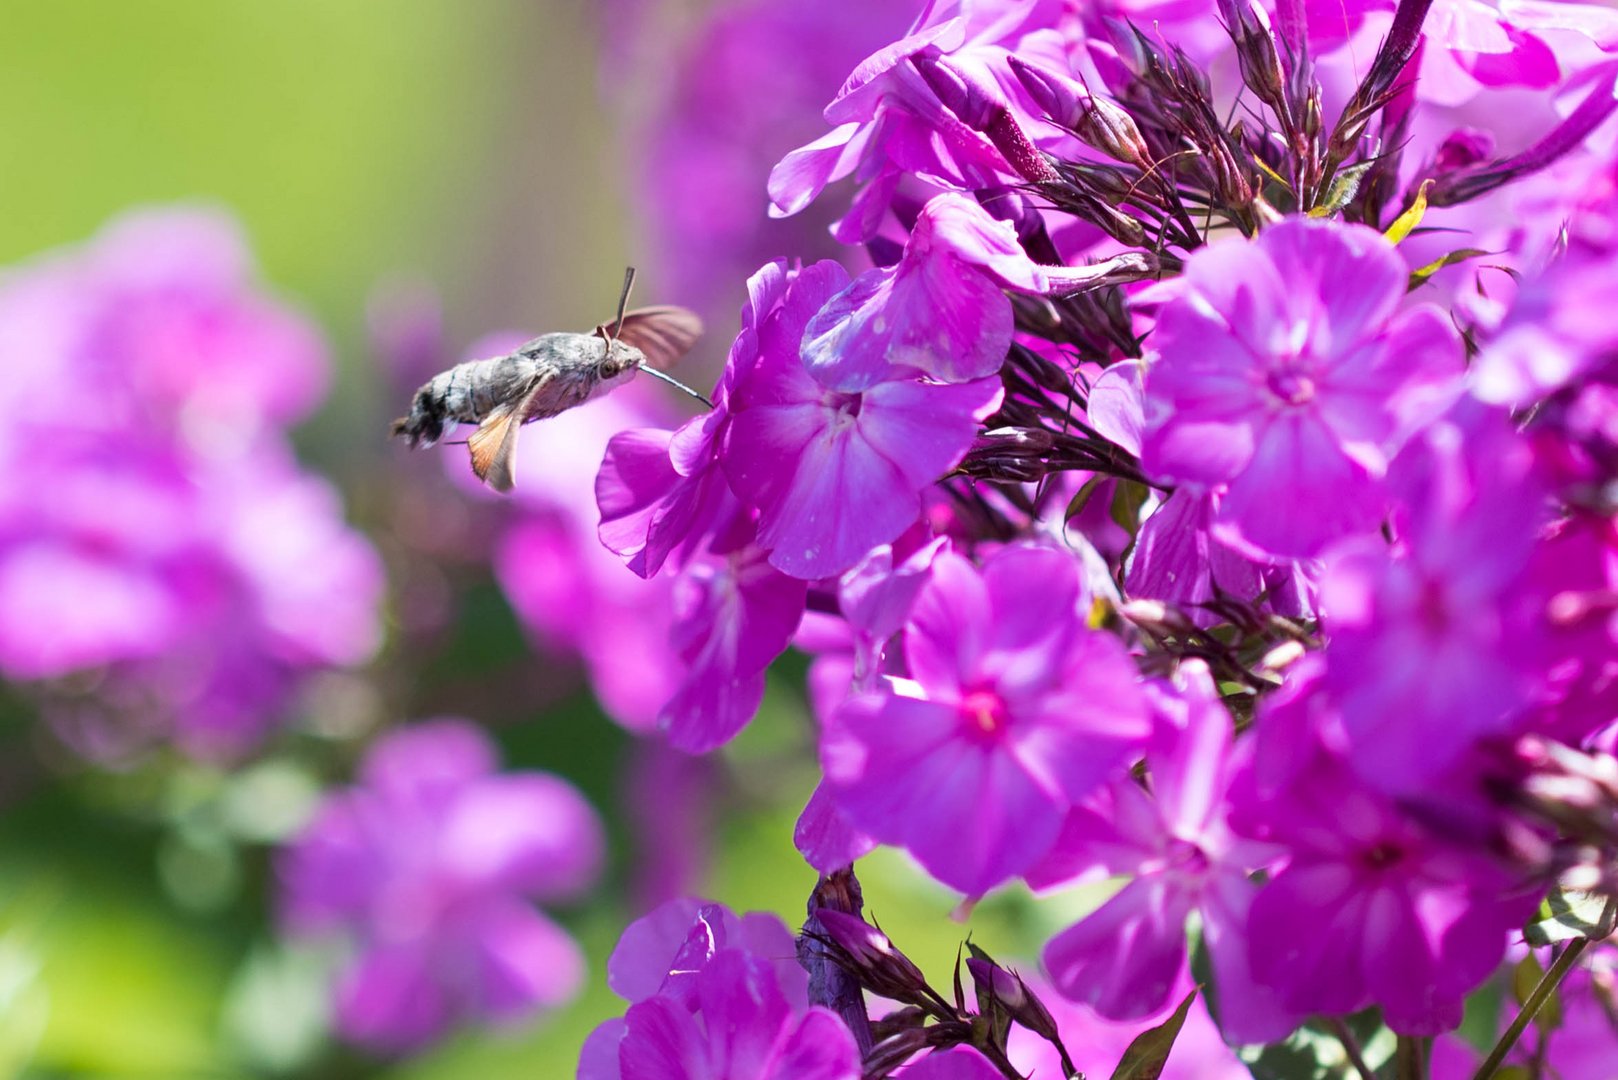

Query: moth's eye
599,357,621,378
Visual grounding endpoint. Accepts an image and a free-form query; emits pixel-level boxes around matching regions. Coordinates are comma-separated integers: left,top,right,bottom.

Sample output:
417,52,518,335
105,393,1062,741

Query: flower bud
1009,56,1150,167
812,909,933,1004
1218,0,1287,107
914,54,1060,184
912,52,1000,131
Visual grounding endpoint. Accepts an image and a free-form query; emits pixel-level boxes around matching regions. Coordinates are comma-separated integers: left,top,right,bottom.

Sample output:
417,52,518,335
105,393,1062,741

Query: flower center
1164,837,1209,875
1360,841,1405,871
958,688,1010,740
828,391,864,418
1264,359,1317,407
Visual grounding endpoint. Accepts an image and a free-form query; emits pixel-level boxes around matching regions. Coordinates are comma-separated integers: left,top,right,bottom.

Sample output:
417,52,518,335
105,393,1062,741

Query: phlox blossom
279,720,603,1052
1140,216,1463,559
722,260,1002,580
1227,661,1538,1035
580,898,860,1080
1035,663,1294,1044
822,543,1149,895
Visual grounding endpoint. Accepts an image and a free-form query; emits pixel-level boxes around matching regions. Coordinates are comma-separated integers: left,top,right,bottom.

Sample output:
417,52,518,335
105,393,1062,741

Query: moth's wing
467,404,524,493
612,306,704,370
466,375,559,492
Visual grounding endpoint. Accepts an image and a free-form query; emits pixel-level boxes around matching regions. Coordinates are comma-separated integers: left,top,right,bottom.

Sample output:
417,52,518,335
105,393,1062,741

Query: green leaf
1110,480,1150,535
1237,1009,1397,1080
1512,953,1562,1032
1384,179,1433,244
1066,475,1108,523
1312,162,1374,217
1524,886,1612,946
1110,988,1196,1080
1408,247,1489,289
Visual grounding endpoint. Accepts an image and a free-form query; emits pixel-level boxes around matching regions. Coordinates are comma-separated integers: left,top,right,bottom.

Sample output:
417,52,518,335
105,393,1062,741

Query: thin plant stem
1396,1034,1429,1080
1471,912,1608,1080
1325,1016,1377,1080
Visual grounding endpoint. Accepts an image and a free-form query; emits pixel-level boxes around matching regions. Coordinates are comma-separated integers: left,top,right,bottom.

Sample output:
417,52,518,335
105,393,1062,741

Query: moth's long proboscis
639,364,714,408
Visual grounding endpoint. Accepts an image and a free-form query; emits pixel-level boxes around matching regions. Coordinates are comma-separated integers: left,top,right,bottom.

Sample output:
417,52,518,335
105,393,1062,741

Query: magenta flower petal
1142,217,1463,558
335,944,451,1053
439,775,605,900
467,900,586,1021
1216,411,1384,557
772,1009,866,1079
661,549,807,753
619,996,710,1080
579,1018,627,1080
900,1046,1006,1078
794,781,879,873
803,194,1030,391
724,280,1000,579
1043,875,1196,1019
357,719,497,802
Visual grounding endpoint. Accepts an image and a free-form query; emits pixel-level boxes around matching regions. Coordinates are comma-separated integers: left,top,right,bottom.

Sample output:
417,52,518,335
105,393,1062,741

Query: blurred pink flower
0,206,381,759
281,719,603,1053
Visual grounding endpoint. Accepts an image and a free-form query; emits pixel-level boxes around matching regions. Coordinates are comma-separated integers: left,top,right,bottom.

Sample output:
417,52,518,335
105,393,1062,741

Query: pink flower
660,545,808,752
280,720,603,1053
722,260,1003,580
580,898,859,1080
1035,664,1295,1044
1318,404,1550,792
0,207,381,759
1140,216,1463,559
822,544,1149,895
1228,662,1538,1034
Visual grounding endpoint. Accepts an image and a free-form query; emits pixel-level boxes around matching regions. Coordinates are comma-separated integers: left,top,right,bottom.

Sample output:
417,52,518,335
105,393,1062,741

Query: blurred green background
0,3,1089,1076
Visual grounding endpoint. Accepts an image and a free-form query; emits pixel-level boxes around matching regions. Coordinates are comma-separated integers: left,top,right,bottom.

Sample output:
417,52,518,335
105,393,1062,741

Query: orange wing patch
467,406,523,493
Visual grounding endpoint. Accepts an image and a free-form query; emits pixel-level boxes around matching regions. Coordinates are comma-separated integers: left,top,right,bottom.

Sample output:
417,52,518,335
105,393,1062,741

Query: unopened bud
965,956,1062,1043
915,53,1059,183
913,52,1000,131
1218,0,1287,107
1009,55,1150,167
813,909,932,1003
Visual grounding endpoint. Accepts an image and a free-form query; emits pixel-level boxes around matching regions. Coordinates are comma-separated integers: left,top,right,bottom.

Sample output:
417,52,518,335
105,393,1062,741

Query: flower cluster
279,719,603,1052
580,0,1618,1072
0,207,381,759
580,898,862,1079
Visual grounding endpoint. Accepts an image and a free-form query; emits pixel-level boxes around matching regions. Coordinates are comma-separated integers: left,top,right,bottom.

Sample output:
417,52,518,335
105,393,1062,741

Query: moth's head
597,339,645,382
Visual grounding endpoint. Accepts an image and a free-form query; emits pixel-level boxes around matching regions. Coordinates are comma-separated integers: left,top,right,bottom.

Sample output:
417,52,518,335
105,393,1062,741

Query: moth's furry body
389,272,704,493
391,333,640,449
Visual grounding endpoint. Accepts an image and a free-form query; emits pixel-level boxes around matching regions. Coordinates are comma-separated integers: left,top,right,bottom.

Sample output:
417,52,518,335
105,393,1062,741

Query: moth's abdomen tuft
391,388,450,448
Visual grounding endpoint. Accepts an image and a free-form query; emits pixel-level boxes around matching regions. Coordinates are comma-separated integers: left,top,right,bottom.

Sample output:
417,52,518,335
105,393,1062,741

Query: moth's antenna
611,266,636,343
638,365,715,408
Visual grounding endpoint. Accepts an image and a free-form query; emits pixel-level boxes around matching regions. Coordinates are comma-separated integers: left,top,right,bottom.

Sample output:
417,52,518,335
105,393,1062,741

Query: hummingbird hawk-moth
391,269,709,492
